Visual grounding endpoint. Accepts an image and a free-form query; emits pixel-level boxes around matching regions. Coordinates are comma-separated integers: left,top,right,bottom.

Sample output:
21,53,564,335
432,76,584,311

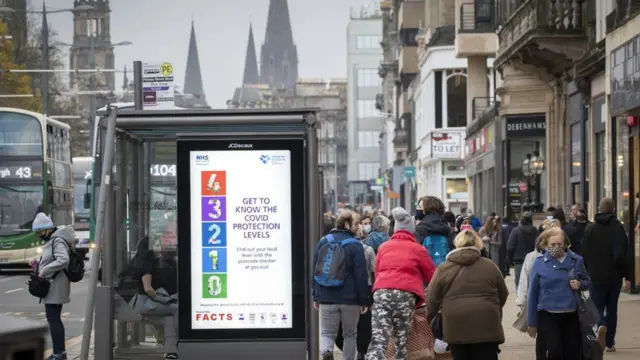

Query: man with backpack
313,210,370,360
30,212,83,360
415,196,455,267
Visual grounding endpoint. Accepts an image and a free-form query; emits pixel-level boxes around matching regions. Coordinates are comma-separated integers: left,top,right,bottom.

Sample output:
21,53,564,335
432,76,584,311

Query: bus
72,157,93,259
0,108,74,270
86,103,182,257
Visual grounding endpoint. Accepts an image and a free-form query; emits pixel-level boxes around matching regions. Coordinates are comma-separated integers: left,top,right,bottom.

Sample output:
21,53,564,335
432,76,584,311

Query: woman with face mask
526,227,591,360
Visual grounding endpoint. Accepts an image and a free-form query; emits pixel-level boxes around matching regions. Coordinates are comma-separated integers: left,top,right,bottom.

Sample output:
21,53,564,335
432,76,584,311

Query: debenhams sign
505,115,546,137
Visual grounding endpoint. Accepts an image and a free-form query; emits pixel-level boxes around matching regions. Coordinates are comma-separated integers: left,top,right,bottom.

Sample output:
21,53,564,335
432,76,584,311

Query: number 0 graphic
207,224,221,244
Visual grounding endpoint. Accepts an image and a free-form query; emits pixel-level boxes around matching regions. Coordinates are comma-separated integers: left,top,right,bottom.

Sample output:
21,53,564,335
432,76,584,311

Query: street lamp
521,150,545,212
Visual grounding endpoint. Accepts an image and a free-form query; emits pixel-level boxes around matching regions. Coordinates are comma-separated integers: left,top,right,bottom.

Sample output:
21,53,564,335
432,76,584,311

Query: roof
183,21,207,105
427,25,455,47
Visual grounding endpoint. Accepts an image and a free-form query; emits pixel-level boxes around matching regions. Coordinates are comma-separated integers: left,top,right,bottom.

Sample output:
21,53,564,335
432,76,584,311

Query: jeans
590,282,622,348
449,342,499,360
320,304,361,360
536,311,582,360
45,304,65,355
514,263,524,292
131,294,178,353
335,309,372,355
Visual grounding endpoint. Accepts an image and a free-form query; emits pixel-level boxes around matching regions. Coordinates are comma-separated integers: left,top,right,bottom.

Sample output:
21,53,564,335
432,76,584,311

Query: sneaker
357,353,365,360
165,353,179,359
597,325,607,350
606,346,617,352
47,354,67,360
321,352,334,360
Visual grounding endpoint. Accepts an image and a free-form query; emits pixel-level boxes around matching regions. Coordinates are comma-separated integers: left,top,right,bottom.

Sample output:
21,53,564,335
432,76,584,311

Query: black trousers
536,311,582,360
449,342,499,360
335,309,372,355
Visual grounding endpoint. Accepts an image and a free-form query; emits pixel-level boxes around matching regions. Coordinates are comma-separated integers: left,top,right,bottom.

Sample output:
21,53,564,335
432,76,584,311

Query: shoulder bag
430,265,466,340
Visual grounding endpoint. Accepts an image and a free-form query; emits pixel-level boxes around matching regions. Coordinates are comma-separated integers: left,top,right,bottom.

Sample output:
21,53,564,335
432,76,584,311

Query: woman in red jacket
366,207,436,360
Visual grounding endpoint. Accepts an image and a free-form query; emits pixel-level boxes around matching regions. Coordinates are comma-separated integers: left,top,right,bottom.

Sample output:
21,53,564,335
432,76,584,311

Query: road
0,256,93,354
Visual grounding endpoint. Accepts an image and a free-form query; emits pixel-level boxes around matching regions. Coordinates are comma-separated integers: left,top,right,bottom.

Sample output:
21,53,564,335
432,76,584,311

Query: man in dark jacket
565,208,590,255
582,198,630,352
499,217,517,276
507,212,539,291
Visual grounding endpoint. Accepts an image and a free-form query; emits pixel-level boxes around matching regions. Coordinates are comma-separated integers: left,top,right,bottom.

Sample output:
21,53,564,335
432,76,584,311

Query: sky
33,0,379,108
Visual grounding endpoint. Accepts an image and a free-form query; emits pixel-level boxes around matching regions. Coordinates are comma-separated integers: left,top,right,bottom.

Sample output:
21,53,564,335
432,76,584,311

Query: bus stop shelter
82,106,322,360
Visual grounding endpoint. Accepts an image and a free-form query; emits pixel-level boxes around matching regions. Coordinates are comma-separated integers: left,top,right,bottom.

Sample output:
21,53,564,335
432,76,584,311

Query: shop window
595,132,606,203
615,117,631,233
446,179,467,200
446,75,467,128
570,123,581,177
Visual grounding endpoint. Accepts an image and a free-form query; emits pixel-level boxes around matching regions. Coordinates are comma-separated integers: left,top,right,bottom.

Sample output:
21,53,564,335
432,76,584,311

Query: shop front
610,35,640,290
465,122,498,219
501,114,547,220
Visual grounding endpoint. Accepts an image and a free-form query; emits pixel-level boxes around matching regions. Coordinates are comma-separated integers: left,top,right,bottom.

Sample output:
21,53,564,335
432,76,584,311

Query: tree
0,20,40,111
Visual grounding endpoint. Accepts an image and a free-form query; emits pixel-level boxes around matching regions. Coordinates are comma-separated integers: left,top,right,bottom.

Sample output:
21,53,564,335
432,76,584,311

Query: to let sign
431,132,462,159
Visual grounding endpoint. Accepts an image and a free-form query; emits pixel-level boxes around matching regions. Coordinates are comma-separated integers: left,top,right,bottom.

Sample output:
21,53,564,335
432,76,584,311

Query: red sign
518,181,528,192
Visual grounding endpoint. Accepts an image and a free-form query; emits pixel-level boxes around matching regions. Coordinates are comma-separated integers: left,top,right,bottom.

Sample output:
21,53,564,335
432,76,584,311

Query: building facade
346,8,384,206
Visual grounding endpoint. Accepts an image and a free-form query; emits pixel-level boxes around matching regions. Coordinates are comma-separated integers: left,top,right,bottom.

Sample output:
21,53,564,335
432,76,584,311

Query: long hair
454,229,483,249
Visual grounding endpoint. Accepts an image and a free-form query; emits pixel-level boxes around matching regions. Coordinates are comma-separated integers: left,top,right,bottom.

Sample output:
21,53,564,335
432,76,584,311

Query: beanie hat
391,207,415,234
32,212,55,232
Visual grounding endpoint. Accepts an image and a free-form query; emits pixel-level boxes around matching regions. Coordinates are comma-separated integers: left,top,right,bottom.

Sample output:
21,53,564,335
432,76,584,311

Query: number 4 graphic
206,173,221,193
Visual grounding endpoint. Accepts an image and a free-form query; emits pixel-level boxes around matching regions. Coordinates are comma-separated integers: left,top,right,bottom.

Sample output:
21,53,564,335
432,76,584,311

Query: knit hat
32,212,55,232
391,207,415,234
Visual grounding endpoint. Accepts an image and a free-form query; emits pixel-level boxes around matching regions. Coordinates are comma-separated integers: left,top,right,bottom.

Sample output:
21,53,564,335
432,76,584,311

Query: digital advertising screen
182,142,303,334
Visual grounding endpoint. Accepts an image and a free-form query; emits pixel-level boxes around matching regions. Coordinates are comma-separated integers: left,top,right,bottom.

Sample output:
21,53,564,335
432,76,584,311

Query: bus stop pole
115,136,128,348
80,106,118,360
305,114,319,360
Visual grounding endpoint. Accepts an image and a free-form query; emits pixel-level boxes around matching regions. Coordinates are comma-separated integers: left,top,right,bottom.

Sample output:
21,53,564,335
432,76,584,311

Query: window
357,69,380,88
358,162,379,181
356,35,382,49
446,179,467,200
326,122,335,138
570,122,581,177
595,132,605,206
357,100,376,119
358,131,379,148
0,112,42,156
446,75,467,127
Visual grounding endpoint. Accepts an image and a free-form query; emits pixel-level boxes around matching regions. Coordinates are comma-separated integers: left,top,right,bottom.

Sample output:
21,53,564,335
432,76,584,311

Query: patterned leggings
366,289,416,360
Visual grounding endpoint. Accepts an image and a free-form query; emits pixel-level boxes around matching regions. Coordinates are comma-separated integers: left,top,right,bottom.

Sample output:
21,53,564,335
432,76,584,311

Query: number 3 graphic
207,199,222,219
208,224,221,244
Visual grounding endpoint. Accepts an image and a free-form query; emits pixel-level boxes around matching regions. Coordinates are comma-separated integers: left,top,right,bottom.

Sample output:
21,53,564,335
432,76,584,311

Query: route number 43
16,167,31,178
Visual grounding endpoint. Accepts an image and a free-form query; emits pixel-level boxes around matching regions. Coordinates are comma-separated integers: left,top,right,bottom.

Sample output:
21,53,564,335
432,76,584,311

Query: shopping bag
384,306,452,360
580,323,604,360
512,304,528,333
576,292,599,328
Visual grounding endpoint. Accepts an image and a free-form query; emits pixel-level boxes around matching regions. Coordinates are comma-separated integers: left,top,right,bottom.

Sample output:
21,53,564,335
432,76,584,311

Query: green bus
0,108,73,270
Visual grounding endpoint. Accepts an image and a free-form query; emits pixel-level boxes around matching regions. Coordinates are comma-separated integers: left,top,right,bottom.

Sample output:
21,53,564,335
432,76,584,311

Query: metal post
80,106,118,360
305,114,319,360
105,156,117,286
137,142,145,241
128,139,140,345
133,61,143,110
143,143,151,236
88,27,97,153
115,136,128,349
40,7,50,116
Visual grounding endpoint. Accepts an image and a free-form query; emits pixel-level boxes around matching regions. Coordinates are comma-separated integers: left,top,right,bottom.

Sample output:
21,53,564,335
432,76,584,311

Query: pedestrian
364,215,391,253
427,229,508,360
527,227,590,360
479,215,502,268
32,212,75,360
507,212,539,291
582,197,630,352
313,210,370,360
564,209,589,255
415,196,456,267
443,211,457,232
361,215,372,238
366,207,436,360
464,209,482,231
538,207,557,232
499,217,516,276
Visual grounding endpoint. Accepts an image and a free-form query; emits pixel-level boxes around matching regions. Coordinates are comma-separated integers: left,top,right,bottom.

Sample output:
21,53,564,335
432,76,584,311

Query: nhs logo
194,154,210,165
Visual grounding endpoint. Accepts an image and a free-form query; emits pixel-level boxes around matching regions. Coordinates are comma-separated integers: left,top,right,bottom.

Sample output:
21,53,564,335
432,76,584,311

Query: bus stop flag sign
142,62,175,110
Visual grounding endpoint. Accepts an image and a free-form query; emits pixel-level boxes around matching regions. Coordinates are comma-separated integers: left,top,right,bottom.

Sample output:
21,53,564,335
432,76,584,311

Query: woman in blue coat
527,227,591,360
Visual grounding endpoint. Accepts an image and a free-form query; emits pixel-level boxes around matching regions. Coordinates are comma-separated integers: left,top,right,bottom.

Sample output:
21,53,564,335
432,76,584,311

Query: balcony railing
606,0,640,34
459,3,496,33
472,97,496,119
497,0,584,58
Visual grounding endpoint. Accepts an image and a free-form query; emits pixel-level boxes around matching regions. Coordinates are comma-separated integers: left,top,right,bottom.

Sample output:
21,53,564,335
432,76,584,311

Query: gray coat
37,226,75,304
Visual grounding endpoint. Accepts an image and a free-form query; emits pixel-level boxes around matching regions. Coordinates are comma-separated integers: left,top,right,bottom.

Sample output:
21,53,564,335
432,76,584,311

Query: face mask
39,231,50,241
363,225,371,233
460,224,473,231
546,215,554,220
547,246,564,258
415,210,425,220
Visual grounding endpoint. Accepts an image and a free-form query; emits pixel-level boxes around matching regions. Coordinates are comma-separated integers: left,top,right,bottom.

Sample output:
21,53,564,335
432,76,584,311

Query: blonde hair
541,219,561,231
537,227,571,249
453,230,483,249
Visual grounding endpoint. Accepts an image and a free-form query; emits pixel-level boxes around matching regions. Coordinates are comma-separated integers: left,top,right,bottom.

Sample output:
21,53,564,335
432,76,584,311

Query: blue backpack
314,234,360,287
423,234,450,267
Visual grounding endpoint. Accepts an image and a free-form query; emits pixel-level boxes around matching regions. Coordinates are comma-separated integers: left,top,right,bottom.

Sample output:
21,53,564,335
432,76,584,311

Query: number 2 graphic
208,224,221,244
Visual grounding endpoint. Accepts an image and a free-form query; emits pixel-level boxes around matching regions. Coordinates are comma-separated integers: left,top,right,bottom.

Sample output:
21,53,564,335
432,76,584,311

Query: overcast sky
34,0,378,108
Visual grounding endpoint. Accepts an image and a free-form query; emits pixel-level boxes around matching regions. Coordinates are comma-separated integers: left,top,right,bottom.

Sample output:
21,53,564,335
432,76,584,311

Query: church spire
260,0,298,90
122,64,128,91
183,21,206,102
242,23,259,85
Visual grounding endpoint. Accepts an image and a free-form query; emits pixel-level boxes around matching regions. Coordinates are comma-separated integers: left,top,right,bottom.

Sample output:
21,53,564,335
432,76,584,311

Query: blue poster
202,247,227,273
201,222,227,247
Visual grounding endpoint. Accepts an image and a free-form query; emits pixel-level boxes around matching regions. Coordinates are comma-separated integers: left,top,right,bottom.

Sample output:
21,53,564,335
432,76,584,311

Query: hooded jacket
37,226,76,304
582,213,629,284
426,247,508,345
415,213,455,253
372,230,436,306
507,223,539,264
364,231,390,253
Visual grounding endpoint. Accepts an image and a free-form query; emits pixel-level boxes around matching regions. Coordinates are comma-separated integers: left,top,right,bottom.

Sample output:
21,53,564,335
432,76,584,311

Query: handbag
512,303,528,333
27,273,50,298
430,266,466,340
385,306,437,360
568,267,599,327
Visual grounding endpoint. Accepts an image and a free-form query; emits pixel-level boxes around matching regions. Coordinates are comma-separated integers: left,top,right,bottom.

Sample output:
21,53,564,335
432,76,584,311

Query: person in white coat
32,213,75,360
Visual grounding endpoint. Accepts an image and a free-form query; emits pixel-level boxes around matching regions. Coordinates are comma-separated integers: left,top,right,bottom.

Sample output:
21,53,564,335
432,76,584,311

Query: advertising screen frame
176,137,306,341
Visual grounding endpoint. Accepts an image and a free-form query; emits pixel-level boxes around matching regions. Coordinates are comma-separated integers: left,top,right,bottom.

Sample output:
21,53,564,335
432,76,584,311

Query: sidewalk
63,275,640,359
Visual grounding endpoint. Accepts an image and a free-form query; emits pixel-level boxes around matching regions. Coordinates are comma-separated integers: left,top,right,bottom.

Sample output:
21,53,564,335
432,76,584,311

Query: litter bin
0,314,48,360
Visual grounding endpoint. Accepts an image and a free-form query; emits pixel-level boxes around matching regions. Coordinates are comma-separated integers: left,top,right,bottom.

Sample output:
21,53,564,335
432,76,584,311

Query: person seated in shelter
130,241,179,360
